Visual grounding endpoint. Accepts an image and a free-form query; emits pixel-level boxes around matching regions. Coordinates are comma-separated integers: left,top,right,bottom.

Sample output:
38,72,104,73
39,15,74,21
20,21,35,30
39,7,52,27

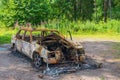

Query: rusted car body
11,27,85,68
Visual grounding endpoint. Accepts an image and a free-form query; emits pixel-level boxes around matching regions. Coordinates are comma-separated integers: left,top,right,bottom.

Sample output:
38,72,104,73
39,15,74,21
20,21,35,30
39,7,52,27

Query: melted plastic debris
43,63,100,77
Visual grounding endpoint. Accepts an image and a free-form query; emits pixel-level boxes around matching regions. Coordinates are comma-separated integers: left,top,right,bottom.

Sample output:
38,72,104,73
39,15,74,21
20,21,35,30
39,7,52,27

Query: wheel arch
32,51,39,58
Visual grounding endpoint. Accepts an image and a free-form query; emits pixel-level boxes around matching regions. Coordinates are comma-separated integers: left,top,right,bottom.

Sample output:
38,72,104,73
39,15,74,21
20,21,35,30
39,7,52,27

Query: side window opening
24,31,31,42
16,30,25,39
32,31,41,41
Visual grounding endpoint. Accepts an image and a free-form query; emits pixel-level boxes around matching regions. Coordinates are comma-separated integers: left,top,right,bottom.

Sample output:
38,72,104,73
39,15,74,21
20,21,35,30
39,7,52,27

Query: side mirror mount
67,30,72,40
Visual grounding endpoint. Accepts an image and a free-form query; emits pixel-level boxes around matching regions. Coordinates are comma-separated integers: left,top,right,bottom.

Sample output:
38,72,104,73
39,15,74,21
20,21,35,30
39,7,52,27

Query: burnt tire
11,44,18,54
33,53,42,69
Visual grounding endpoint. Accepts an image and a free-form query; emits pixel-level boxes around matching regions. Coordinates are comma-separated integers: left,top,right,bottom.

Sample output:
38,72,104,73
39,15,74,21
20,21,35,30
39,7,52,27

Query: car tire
11,44,18,54
33,53,42,69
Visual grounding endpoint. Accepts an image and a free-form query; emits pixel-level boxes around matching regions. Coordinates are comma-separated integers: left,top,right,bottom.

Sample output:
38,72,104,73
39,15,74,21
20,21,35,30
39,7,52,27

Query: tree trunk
73,0,77,21
109,0,112,19
103,0,108,22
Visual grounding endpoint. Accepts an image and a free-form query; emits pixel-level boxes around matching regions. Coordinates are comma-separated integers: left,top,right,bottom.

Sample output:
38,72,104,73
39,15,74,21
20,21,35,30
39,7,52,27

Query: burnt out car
11,28,85,68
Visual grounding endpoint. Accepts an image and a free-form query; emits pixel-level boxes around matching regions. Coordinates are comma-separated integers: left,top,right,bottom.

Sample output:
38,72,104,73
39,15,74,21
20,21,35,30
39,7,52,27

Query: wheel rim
33,53,42,68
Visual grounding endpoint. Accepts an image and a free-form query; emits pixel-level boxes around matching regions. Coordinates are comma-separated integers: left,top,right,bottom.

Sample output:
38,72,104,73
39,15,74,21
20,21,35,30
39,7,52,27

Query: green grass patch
0,35,11,44
0,28,120,44
44,19,120,34
0,19,120,44
0,28,17,44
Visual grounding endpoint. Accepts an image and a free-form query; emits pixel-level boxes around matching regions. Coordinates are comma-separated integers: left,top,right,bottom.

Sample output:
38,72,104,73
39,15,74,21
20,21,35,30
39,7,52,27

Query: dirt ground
0,38,120,80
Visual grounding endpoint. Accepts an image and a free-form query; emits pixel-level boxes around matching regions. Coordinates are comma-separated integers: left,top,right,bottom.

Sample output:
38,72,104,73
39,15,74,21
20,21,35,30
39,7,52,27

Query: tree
112,0,120,19
1,0,120,27
103,0,109,22
1,0,51,26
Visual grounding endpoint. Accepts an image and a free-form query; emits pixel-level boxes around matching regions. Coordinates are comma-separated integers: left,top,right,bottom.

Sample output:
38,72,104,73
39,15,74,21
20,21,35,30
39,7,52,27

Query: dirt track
0,39,120,80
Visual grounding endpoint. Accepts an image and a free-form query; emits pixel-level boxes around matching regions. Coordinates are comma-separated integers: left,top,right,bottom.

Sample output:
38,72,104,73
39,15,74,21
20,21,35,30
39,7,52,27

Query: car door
15,30,24,52
29,42,38,58
21,31,31,58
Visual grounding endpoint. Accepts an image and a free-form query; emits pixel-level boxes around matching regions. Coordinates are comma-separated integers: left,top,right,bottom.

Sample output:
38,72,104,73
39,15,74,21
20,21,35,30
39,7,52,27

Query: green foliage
0,0,51,26
52,0,94,20
0,0,95,27
93,0,103,21
0,0,120,28
112,0,120,19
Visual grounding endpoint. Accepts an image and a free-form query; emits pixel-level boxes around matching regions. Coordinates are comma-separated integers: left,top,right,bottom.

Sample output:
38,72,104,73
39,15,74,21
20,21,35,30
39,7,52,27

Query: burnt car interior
41,33,82,61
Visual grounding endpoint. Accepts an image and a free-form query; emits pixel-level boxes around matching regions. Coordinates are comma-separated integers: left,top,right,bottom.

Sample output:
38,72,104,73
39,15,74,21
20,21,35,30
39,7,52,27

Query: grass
0,19,120,44
0,28,17,44
45,19,120,34
0,28,120,44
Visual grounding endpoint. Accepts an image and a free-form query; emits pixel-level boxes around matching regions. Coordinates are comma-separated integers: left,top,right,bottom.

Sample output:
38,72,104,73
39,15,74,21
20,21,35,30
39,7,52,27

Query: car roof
20,27,58,32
